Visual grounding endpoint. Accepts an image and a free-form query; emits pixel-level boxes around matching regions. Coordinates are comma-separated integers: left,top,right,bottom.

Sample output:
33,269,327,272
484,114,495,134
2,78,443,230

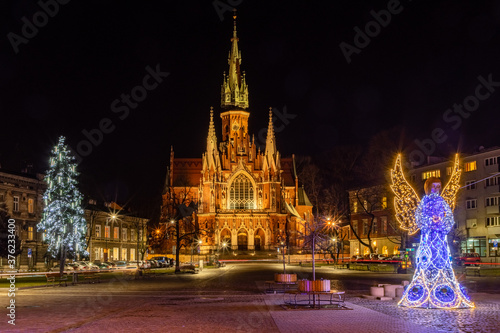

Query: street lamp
104,214,117,262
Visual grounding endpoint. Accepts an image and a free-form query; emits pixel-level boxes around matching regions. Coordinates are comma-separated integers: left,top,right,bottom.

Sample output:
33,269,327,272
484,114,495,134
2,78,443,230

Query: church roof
297,186,313,206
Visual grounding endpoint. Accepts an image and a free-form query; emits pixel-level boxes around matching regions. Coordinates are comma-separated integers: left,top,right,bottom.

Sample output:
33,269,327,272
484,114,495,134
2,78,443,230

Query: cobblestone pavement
346,292,500,333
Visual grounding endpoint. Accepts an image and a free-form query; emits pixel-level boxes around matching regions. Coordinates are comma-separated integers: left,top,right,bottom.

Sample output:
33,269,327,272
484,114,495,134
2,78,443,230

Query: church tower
163,11,312,256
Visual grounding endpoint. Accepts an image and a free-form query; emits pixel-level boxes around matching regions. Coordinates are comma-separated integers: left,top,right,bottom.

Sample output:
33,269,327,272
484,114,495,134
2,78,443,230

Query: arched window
229,174,255,209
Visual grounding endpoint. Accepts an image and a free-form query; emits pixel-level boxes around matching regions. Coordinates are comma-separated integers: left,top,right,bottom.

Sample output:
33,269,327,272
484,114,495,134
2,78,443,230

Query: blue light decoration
391,154,474,309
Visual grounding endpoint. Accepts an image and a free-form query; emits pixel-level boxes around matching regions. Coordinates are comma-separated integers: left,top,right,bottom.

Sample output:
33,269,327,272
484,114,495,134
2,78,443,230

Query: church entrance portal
237,230,248,250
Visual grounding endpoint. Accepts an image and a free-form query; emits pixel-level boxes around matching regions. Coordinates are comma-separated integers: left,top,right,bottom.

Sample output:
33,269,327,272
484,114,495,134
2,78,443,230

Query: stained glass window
229,174,255,209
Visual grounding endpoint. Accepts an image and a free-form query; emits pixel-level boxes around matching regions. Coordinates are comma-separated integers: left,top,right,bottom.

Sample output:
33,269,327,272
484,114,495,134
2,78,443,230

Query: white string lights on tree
391,154,474,309
38,136,88,259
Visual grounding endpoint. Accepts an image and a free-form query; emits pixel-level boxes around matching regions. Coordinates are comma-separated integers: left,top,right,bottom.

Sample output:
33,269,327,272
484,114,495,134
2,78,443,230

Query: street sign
27,248,32,258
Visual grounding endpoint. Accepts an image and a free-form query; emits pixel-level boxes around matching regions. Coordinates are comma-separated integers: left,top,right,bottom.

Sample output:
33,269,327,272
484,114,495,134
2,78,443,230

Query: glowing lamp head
424,177,442,195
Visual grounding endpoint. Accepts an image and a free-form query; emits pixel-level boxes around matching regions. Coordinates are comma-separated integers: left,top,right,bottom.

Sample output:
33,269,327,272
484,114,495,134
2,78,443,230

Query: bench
45,273,68,287
179,264,199,274
265,281,298,294
465,266,480,276
80,271,101,283
284,290,346,309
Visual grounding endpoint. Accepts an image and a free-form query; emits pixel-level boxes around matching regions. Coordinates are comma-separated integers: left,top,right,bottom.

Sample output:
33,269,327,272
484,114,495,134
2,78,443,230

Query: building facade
86,201,149,263
0,170,46,270
161,17,312,255
408,148,500,262
348,185,403,258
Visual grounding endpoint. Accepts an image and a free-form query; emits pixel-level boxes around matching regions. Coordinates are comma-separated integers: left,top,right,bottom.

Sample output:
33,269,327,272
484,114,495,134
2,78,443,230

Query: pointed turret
203,107,221,174
264,108,279,172
221,10,249,110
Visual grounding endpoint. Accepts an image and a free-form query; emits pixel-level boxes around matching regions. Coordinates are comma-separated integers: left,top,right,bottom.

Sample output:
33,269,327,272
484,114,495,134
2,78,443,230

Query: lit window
28,199,34,213
422,170,441,180
122,228,127,241
382,246,388,255
105,226,110,238
382,197,387,209
95,225,101,238
28,226,33,240
229,174,255,209
393,246,399,255
114,227,119,239
13,196,19,212
464,161,477,172
353,201,358,213
121,248,127,261
131,229,136,241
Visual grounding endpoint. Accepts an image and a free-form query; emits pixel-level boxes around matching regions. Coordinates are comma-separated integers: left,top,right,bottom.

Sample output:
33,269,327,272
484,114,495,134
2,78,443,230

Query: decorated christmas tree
38,136,87,275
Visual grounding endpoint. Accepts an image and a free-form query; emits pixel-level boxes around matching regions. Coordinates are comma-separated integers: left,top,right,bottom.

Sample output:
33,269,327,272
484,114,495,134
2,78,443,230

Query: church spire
208,106,216,141
206,107,218,153
203,107,220,173
221,9,249,110
264,107,278,170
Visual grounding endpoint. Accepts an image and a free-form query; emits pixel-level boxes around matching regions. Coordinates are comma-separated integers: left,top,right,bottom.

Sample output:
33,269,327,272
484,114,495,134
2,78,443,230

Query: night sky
1,1,500,212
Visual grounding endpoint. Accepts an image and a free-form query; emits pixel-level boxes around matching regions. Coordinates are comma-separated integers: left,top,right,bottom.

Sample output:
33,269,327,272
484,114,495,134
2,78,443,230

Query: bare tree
159,177,213,273
348,185,388,255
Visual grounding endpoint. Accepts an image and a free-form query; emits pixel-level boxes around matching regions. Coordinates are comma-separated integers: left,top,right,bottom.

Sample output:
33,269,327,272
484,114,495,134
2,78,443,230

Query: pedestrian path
263,296,439,333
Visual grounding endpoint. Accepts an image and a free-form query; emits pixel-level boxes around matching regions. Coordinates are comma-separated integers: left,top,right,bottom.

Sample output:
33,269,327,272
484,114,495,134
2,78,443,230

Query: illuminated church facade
161,16,312,254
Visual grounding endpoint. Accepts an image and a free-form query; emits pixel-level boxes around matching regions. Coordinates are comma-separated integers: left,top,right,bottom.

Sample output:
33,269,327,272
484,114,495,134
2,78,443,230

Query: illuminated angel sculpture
391,154,474,309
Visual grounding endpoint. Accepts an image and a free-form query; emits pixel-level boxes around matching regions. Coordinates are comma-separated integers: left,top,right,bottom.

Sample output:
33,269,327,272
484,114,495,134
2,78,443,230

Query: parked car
96,262,112,270
150,260,161,268
51,264,77,272
104,261,117,269
151,256,169,267
126,261,141,269
114,261,128,269
454,253,481,266
71,261,89,270
141,260,151,269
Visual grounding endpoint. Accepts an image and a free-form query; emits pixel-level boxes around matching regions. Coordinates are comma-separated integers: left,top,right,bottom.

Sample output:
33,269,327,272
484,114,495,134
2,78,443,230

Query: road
2,262,499,332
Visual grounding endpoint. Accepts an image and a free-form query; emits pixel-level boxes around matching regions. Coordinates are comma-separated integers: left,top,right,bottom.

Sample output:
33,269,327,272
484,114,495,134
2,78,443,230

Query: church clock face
232,122,240,131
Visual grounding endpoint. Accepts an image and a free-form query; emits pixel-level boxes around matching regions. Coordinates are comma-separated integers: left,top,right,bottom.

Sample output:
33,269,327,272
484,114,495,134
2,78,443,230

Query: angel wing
441,154,461,211
390,154,421,235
